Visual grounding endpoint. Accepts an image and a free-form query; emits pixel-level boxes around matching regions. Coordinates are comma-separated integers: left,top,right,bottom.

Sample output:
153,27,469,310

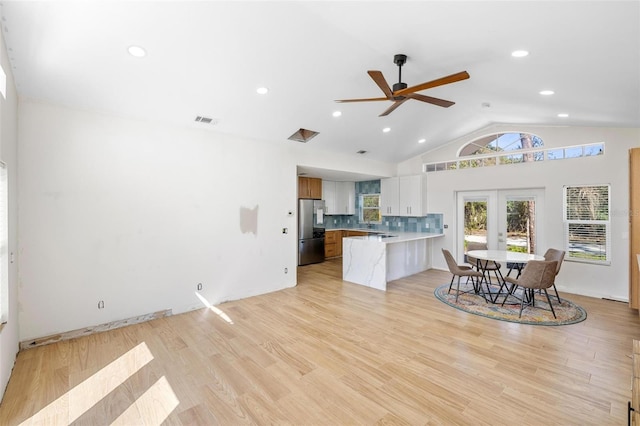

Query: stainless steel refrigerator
298,199,325,265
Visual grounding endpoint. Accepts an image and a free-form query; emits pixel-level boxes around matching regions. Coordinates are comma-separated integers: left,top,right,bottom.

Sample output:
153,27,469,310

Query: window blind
563,184,610,264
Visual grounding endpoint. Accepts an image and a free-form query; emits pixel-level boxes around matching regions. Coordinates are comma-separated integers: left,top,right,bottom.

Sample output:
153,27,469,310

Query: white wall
0,30,19,397
399,124,640,301
17,99,395,341
15,97,638,365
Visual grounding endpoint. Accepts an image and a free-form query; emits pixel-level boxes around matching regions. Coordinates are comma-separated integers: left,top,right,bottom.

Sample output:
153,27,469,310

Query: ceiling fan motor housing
393,54,407,66
392,82,407,99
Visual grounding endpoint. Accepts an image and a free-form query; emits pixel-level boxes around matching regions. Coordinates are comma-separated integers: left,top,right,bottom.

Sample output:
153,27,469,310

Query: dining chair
501,260,558,318
543,248,565,303
442,248,486,303
466,241,502,284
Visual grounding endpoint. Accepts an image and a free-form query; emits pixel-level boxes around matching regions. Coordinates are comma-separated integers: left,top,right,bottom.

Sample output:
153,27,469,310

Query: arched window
459,132,543,157
424,132,603,172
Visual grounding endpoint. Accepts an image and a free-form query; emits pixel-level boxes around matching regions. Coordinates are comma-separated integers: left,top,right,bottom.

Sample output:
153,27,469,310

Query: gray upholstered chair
543,248,565,303
502,260,558,318
466,241,502,284
442,249,486,303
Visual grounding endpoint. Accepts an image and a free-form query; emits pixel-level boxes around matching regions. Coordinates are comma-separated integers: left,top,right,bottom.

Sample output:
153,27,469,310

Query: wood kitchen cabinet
324,230,342,258
298,176,322,199
344,230,368,237
322,181,355,215
325,230,368,258
381,175,428,217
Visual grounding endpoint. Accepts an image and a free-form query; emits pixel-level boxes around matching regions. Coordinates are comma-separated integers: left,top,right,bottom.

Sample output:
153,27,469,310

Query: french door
456,189,545,261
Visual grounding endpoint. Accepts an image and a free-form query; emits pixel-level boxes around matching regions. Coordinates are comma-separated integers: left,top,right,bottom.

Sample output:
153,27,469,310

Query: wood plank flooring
1,258,639,424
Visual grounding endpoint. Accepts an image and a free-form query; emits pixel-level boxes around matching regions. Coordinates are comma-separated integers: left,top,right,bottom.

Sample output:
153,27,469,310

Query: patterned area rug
434,282,587,326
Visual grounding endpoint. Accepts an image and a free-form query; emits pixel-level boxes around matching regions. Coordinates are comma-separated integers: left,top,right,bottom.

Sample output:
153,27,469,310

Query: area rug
434,282,587,326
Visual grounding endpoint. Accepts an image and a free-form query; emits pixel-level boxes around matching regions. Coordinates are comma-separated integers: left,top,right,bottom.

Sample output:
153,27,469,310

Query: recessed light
256,87,268,95
557,113,569,118
511,50,529,58
539,90,555,96
418,139,426,144
332,111,342,117
382,127,391,133
128,45,146,58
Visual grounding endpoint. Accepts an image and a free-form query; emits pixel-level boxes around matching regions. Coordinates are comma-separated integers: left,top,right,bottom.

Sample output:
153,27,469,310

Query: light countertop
343,231,444,244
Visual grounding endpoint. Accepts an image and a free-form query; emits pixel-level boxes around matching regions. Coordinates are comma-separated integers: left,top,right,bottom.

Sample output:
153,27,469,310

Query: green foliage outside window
361,194,381,223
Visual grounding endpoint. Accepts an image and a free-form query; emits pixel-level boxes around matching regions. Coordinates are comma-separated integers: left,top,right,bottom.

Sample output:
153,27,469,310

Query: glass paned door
498,189,545,253
505,199,536,253
457,189,544,262
456,191,497,261
464,199,488,249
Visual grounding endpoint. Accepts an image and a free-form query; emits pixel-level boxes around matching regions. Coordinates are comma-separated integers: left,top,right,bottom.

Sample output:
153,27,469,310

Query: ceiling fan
335,54,470,117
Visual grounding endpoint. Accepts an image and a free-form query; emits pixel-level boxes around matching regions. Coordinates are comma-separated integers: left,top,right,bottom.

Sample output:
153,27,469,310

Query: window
360,194,381,223
563,185,610,264
460,132,544,159
424,142,604,173
548,143,605,161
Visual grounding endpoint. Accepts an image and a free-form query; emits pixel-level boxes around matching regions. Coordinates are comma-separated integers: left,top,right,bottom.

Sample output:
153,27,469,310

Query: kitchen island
342,232,444,291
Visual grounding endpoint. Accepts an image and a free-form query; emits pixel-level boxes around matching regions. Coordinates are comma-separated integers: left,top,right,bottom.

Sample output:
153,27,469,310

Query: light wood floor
1,259,639,425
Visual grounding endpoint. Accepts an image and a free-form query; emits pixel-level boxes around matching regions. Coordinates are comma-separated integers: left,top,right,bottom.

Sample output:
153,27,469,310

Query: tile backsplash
324,179,443,234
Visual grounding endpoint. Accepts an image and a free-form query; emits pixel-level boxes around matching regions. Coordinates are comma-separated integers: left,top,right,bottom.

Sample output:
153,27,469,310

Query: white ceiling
1,1,638,166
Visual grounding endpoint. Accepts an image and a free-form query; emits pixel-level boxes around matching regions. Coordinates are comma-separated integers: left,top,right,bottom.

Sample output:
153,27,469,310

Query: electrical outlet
98,300,104,309
282,228,288,234
197,283,203,290
284,267,288,274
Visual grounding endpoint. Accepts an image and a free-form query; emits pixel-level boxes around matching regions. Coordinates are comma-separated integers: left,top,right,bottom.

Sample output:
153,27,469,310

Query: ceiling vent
194,115,218,125
288,128,319,143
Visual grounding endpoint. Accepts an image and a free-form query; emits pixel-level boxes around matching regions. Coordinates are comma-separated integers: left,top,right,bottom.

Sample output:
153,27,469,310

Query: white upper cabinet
322,181,337,214
322,181,355,215
381,175,427,217
399,175,427,216
336,181,355,215
380,177,400,216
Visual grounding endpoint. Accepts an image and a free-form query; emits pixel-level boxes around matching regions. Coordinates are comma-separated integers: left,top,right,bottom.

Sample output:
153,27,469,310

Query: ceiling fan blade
367,70,393,99
335,97,389,103
394,71,470,96
379,98,409,117
407,93,455,108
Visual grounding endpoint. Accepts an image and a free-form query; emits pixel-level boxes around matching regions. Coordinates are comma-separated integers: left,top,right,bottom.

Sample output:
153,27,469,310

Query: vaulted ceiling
1,1,638,164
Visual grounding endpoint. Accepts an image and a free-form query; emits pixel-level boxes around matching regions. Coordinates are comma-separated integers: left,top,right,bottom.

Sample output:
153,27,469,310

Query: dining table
467,249,545,303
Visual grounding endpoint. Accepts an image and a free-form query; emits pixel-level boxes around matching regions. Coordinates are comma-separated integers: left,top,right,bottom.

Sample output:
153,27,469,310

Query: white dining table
467,250,544,266
467,249,545,302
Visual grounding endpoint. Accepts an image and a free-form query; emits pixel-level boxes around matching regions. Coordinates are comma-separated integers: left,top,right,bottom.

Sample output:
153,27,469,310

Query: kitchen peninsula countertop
343,231,444,243
342,231,444,291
